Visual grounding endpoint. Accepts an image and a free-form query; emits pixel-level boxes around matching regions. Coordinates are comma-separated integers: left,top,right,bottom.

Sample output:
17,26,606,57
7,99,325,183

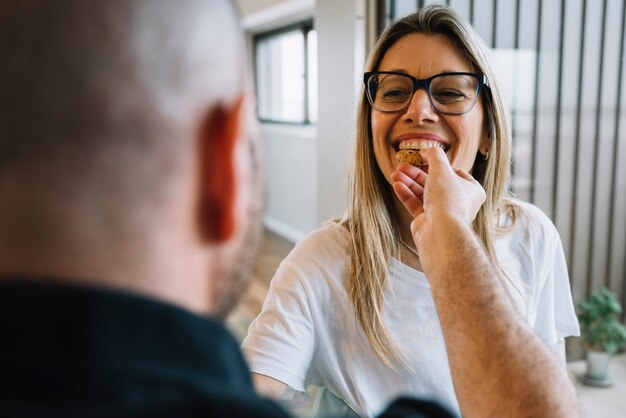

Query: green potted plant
577,287,626,387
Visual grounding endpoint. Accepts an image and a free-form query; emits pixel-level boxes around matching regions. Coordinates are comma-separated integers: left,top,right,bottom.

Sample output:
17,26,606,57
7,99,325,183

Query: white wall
260,124,318,242
315,0,368,224
236,0,368,242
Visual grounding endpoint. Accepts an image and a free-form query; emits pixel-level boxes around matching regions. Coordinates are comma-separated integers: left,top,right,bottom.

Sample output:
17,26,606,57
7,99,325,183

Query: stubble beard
211,133,264,321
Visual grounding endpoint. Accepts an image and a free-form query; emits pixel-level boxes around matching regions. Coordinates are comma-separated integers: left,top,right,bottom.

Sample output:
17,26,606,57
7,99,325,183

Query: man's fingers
454,168,487,206
454,168,479,184
419,147,453,174
453,168,470,179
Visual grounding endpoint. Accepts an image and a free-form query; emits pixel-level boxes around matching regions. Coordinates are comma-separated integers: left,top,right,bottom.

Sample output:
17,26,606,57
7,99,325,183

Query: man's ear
197,96,245,244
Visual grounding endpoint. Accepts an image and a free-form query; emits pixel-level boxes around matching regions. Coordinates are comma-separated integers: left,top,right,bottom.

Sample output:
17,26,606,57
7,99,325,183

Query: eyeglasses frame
363,71,489,115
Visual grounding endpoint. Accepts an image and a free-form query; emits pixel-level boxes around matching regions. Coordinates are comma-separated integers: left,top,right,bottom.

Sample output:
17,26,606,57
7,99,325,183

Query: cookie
395,149,425,167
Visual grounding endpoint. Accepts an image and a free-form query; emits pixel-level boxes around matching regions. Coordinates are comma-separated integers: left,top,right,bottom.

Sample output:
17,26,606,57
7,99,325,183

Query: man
0,1,578,417
0,1,452,417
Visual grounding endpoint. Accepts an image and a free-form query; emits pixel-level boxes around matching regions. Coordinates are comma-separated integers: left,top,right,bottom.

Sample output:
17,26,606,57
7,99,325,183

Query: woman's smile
371,33,488,185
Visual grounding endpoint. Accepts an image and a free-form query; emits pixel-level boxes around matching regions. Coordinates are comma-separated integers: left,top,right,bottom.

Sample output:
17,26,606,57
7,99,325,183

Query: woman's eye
382,89,410,101
433,90,466,103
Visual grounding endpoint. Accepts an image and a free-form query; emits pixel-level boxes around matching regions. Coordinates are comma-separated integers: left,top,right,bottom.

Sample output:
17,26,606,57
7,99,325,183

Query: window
254,21,317,124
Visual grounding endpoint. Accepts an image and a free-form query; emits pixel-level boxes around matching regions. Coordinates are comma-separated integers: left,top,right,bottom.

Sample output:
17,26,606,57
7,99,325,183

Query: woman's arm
252,372,289,398
241,259,316,402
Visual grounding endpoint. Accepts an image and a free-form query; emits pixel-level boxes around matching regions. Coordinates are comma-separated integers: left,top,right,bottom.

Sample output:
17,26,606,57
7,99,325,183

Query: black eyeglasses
363,71,488,115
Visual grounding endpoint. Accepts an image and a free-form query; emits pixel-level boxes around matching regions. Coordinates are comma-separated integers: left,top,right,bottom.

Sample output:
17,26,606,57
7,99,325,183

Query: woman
242,5,579,417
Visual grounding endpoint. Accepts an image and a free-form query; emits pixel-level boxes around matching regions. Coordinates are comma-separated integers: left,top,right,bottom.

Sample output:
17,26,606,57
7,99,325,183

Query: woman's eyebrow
380,68,409,73
377,68,470,75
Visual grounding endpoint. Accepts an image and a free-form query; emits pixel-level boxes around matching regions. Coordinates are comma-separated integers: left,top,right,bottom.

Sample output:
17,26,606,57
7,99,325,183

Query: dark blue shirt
0,281,454,418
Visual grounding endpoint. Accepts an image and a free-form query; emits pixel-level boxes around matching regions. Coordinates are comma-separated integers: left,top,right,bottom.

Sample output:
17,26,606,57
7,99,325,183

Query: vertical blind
382,0,626,315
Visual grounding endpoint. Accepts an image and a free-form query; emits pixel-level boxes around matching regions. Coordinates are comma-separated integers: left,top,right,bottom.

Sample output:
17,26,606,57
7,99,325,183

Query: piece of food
395,149,425,167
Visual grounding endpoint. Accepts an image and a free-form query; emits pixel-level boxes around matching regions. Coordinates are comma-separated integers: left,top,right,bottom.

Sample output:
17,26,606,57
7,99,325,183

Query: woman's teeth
395,140,448,167
398,140,447,151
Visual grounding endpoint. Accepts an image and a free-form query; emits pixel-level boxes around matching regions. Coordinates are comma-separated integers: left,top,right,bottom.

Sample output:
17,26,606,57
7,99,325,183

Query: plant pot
581,350,614,387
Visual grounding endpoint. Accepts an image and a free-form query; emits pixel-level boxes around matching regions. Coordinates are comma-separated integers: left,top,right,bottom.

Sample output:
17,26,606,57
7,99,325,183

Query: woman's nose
402,88,438,123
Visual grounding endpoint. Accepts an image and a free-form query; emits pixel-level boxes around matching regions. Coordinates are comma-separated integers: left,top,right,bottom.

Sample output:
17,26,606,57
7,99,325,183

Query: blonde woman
242,5,579,417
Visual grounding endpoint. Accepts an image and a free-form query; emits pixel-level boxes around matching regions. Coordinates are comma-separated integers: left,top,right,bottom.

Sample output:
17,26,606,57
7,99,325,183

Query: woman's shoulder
501,199,560,242
277,221,352,286
497,200,568,313
291,221,351,258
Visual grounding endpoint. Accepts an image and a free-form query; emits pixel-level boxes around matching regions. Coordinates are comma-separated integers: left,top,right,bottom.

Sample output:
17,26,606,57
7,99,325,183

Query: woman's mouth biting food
395,140,448,167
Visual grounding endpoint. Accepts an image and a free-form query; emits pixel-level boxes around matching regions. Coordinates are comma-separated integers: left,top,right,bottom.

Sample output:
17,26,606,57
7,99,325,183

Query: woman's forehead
378,33,473,75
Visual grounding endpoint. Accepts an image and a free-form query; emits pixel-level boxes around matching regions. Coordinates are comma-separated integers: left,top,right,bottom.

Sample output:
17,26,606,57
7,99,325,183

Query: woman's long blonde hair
341,5,524,369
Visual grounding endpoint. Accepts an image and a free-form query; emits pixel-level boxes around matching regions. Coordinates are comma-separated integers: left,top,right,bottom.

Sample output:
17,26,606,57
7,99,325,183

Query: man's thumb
419,147,451,173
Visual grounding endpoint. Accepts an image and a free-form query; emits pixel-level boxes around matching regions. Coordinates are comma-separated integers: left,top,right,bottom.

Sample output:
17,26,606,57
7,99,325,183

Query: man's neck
0,220,211,317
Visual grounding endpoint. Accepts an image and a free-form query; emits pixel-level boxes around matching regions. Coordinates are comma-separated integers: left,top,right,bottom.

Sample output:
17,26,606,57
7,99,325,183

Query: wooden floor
228,228,295,323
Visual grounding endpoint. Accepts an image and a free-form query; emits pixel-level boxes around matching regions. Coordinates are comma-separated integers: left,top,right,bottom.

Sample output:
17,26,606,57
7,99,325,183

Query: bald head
0,0,244,169
0,0,257,314
0,0,248,228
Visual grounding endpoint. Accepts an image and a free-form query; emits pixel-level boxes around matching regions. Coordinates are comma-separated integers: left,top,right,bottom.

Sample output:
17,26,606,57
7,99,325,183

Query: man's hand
391,147,486,270
392,147,485,223
391,148,579,418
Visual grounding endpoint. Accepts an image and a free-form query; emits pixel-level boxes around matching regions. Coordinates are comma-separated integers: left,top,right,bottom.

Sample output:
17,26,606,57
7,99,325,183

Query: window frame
253,20,316,125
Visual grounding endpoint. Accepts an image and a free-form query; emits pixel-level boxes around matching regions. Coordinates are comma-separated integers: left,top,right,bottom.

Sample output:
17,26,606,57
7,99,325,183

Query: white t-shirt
242,202,580,417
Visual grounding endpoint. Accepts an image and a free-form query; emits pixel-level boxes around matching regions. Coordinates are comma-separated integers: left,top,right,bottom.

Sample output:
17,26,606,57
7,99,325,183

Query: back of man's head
0,0,257,315
0,0,243,188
